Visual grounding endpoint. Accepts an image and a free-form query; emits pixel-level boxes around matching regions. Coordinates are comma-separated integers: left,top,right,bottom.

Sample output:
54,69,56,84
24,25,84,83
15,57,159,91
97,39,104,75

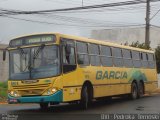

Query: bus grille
19,89,45,96
12,83,51,96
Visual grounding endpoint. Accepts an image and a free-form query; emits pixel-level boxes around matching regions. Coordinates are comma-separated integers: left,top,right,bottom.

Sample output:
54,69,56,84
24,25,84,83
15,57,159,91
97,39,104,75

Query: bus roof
10,32,154,53
58,33,154,53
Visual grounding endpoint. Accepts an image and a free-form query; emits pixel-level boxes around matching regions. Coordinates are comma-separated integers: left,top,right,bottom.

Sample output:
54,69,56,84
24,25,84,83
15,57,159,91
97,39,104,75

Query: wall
91,27,160,48
0,44,8,82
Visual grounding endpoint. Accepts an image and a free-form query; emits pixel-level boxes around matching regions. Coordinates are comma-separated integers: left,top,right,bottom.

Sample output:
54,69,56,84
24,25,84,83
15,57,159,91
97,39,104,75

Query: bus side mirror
3,50,6,61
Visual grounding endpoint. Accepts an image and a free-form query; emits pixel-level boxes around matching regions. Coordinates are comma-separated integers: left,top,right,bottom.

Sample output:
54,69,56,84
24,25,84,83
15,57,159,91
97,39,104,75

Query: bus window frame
112,47,124,67
100,45,113,67
60,38,77,74
76,41,90,66
131,50,142,68
147,53,156,69
122,48,133,68
88,43,101,66
141,52,149,68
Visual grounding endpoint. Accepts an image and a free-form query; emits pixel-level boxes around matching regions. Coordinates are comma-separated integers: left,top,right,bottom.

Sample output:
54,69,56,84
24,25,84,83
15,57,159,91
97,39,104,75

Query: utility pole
145,0,150,47
82,0,84,7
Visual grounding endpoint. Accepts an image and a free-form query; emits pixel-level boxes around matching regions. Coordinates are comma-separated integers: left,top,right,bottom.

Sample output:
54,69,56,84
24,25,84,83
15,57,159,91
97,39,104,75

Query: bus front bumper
8,90,63,104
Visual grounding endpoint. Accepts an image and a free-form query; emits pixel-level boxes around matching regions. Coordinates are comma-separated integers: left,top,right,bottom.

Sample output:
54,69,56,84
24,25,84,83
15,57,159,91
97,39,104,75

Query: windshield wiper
21,44,45,72
28,44,45,79
33,44,45,60
29,44,45,71
17,47,29,72
18,47,25,59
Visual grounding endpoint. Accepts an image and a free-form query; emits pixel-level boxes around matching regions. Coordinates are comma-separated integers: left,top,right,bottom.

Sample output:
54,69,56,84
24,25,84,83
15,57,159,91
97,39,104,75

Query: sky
0,0,160,44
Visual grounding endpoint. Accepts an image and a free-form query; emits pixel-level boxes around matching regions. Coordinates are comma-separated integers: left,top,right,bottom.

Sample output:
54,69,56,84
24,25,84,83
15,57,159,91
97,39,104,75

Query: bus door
60,38,80,101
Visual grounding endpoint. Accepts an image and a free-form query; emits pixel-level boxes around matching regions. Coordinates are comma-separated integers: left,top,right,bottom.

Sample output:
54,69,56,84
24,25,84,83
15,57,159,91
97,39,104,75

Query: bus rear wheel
130,82,138,100
40,103,49,110
80,86,89,109
137,82,144,98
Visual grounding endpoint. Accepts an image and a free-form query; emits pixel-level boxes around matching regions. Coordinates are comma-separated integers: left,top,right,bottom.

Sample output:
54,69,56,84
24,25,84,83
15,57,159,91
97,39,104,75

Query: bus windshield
9,45,60,80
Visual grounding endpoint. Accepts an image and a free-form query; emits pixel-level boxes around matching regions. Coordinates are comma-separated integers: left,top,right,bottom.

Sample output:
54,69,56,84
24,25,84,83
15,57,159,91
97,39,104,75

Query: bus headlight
43,87,58,95
9,90,20,97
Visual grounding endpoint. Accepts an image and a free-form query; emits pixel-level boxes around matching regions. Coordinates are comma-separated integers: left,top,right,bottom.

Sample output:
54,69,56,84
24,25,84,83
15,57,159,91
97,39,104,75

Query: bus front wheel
80,86,89,109
40,103,49,110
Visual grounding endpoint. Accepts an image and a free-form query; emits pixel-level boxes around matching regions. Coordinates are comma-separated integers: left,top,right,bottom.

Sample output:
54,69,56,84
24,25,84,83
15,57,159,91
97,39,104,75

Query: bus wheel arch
80,80,93,109
83,80,93,101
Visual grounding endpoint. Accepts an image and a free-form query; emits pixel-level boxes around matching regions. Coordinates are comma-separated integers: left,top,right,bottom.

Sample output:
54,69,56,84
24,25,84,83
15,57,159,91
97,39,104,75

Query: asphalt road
0,94,160,120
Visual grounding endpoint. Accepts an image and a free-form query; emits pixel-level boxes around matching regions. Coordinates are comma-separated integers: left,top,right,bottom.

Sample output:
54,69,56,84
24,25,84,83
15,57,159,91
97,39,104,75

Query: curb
0,102,7,104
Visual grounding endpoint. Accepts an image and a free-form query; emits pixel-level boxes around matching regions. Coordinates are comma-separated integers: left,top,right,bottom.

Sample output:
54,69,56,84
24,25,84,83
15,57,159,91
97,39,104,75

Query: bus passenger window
123,49,133,68
148,53,155,68
132,51,141,68
76,42,89,65
100,46,113,67
142,52,148,68
89,44,101,66
112,47,123,67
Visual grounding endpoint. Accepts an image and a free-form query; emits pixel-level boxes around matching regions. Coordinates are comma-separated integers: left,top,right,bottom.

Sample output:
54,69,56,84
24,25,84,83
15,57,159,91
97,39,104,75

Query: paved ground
0,94,160,120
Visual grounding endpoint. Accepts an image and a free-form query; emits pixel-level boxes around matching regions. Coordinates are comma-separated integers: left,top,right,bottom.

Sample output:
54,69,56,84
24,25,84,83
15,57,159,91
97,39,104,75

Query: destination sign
9,34,56,47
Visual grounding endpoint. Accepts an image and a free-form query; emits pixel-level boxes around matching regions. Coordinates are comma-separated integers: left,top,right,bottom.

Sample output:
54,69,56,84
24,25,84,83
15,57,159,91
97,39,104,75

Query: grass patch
0,81,8,88
0,88,7,97
0,82,8,100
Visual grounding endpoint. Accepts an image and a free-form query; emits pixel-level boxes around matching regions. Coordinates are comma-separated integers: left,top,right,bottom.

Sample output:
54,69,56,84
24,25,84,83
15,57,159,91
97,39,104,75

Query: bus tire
80,85,89,110
130,82,138,100
40,103,49,110
137,81,144,98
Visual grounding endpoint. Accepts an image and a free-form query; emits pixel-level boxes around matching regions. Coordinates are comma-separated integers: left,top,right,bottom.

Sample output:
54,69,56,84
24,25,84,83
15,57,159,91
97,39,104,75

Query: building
91,26,160,48
0,44,8,82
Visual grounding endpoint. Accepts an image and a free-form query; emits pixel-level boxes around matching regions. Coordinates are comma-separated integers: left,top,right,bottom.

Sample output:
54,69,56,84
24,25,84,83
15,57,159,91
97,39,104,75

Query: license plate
9,99,18,103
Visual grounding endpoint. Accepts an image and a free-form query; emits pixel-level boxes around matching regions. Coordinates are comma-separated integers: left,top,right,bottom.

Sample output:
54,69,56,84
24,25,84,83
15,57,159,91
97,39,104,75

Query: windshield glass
9,45,60,80
10,48,30,79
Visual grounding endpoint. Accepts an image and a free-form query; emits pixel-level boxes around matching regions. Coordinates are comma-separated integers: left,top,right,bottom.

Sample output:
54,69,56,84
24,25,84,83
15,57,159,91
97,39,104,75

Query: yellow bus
3,33,158,109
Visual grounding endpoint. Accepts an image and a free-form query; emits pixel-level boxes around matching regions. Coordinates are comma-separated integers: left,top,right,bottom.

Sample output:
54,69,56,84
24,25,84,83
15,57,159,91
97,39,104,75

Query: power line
14,0,160,14
36,14,142,26
150,8,160,20
43,0,81,6
39,4,159,15
151,24,160,28
52,6,147,14
2,15,145,28
0,9,145,28
0,0,160,15
0,0,159,30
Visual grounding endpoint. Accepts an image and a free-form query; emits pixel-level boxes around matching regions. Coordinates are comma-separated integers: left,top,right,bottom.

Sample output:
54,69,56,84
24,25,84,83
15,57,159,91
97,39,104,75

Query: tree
130,41,151,50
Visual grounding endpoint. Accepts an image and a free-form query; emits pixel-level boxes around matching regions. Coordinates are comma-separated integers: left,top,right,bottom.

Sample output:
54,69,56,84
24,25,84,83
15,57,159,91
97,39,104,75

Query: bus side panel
92,67,130,98
143,69,158,93
62,65,158,102
62,69,82,102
